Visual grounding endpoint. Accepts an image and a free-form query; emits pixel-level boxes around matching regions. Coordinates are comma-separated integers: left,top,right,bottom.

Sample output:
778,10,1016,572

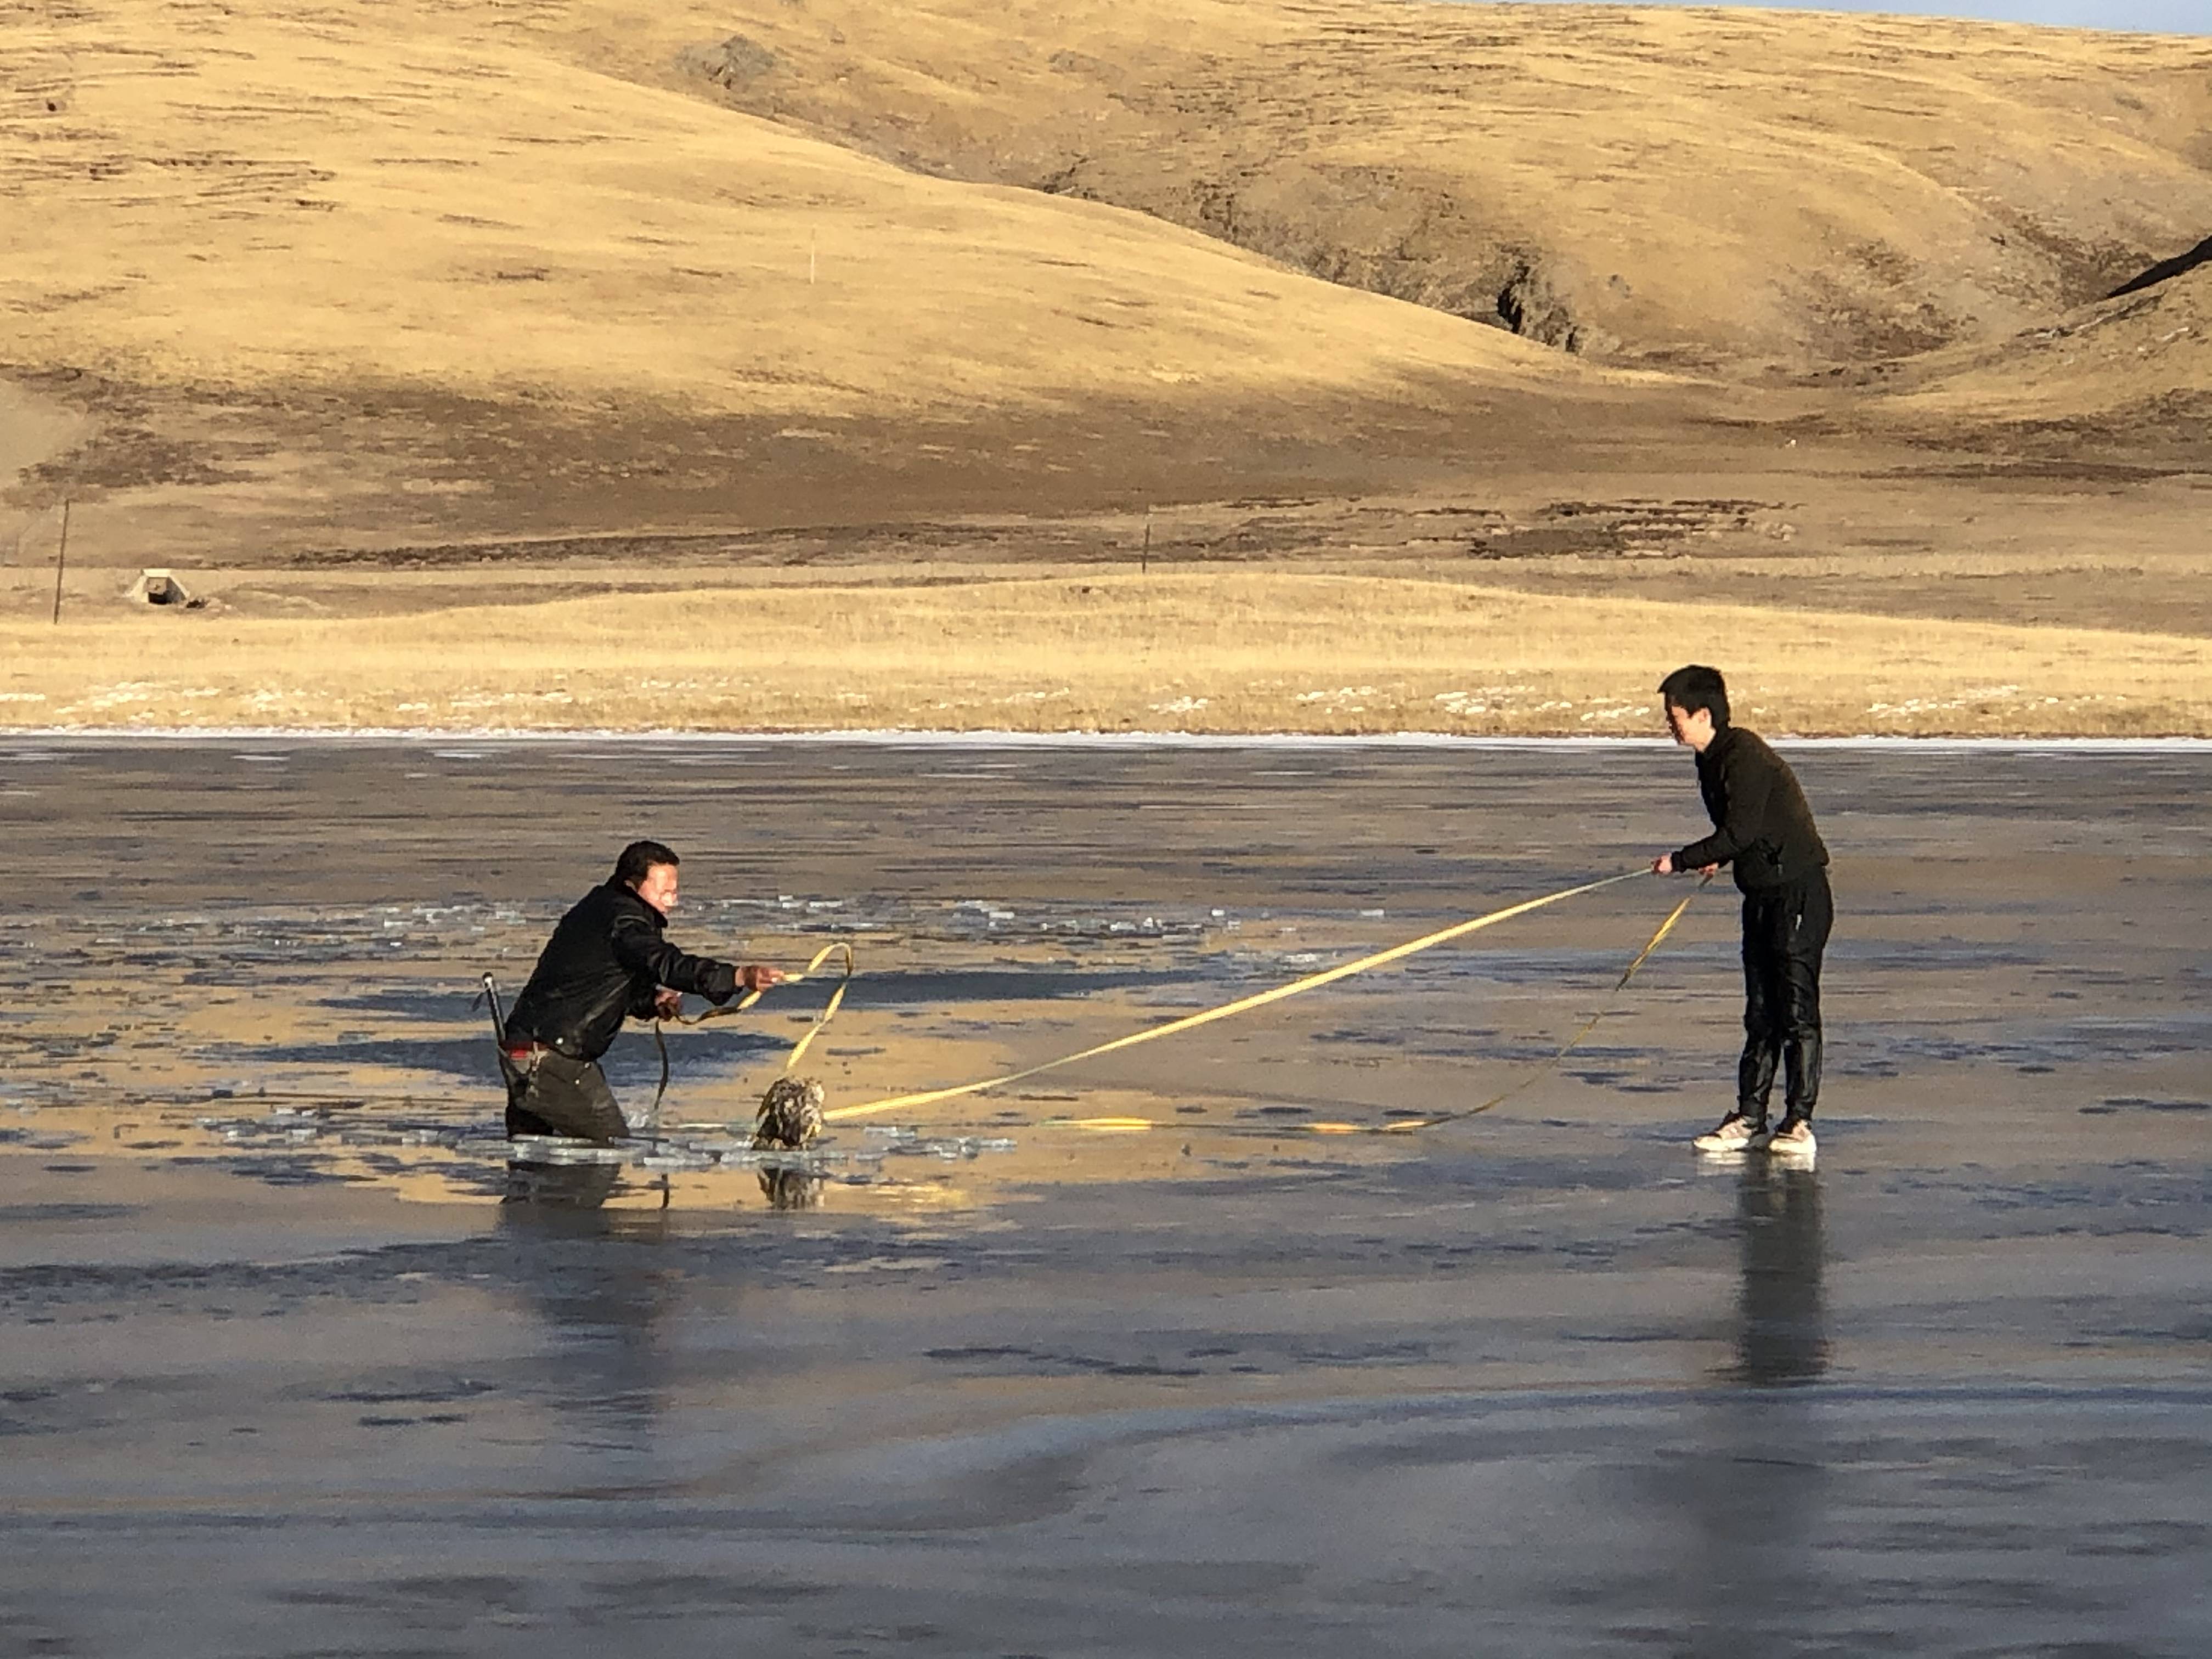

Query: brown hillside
1871,262,2212,468
3,0,1713,563
571,0,2212,375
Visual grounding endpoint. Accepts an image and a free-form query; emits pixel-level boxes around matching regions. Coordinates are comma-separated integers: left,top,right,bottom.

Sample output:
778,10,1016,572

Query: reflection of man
1667,1164,1827,1637
501,840,784,1142
1734,1165,1827,1386
504,1158,622,1211
1651,666,1832,1157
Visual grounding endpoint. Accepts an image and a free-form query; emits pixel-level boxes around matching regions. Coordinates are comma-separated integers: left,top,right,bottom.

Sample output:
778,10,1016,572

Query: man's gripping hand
740,964,787,994
653,988,684,1020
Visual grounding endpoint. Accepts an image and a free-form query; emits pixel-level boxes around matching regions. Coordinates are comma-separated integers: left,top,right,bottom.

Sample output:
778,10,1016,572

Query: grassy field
4,567,2204,737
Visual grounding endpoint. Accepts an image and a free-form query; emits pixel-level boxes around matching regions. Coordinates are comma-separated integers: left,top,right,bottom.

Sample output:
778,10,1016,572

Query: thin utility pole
1141,506,1152,575
49,499,70,624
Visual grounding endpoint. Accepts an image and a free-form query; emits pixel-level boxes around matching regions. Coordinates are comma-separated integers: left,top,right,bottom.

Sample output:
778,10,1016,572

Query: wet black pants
503,1048,628,1143
1738,871,1831,1122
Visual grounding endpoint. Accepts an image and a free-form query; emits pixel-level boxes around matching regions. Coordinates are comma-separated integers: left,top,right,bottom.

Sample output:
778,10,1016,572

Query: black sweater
505,882,740,1061
1673,726,1830,894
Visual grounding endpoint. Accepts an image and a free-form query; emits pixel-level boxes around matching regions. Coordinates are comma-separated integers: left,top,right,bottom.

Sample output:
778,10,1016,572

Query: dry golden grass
4,569,2203,737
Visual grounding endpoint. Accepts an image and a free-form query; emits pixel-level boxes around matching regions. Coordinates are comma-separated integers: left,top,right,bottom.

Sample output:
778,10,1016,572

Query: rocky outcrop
1496,261,1584,354
678,34,778,91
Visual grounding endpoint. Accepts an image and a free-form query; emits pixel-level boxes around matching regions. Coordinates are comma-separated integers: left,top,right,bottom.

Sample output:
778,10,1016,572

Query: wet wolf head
754,1075,827,1149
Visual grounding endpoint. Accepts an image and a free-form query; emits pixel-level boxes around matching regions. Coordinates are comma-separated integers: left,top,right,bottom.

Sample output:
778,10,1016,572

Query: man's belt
503,1037,583,1066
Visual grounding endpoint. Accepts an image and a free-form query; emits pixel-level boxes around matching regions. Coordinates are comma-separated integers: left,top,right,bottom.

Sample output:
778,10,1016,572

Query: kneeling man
501,839,783,1141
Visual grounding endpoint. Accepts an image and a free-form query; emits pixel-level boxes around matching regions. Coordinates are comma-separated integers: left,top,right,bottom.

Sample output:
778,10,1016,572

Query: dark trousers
503,1047,628,1142
1738,871,1831,1122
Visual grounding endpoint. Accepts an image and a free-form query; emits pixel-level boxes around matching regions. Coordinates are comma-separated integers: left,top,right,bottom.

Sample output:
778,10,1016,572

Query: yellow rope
648,940,855,1126
1026,874,1711,1138
679,940,855,1074
778,943,854,1073
1342,870,1713,1134
821,868,1651,1124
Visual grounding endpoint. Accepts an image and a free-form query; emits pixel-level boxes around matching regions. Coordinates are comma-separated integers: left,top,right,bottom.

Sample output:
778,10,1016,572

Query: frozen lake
2,737,2207,1656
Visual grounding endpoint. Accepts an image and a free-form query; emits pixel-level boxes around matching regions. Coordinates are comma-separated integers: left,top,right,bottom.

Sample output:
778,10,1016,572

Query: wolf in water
754,1076,826,1149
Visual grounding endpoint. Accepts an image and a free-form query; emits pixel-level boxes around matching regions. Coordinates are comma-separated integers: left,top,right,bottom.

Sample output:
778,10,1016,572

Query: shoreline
7,726,2212,751
9,567,2205,741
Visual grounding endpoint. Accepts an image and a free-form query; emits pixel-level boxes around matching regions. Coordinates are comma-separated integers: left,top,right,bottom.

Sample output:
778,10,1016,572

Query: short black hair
613,839,680,888
1657,664,1730,729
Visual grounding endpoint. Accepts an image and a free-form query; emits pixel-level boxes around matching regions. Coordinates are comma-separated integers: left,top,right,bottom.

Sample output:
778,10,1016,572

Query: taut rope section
1313,870,1713,1135
819,868,1656,1125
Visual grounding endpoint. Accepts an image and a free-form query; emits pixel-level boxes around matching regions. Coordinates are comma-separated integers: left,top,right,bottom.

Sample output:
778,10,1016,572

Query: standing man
500,840,785,1142
1651,667,1832,1156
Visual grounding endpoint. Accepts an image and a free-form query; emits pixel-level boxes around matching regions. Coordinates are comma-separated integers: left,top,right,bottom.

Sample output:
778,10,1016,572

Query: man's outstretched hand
656,966,786,1018
1652,854,1720,877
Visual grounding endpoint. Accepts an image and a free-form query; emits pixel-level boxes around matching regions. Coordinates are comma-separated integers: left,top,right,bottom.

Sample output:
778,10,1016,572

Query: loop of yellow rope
821,868,1653,1124
777,943,854,1074
652,941,856,1125
692,940,855,1020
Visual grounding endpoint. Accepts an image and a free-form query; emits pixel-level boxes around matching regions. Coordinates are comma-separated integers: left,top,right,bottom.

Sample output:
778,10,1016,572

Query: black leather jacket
1673,726,1830,894
504,881,741,1061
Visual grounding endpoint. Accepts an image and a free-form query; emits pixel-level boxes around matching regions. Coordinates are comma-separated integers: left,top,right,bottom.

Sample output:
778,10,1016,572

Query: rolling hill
567,0,2212,374
1,0,2207,572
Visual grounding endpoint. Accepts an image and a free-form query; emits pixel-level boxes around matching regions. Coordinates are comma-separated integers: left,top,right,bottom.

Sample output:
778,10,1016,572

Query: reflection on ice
16,1090,1026,1213
1730,1163,1829,1389
758,1165,826,1210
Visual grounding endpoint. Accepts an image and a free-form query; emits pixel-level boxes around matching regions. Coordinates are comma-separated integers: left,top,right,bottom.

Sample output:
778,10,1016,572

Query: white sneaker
1765,1117,1817,1159
1691,1113,1768,1154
